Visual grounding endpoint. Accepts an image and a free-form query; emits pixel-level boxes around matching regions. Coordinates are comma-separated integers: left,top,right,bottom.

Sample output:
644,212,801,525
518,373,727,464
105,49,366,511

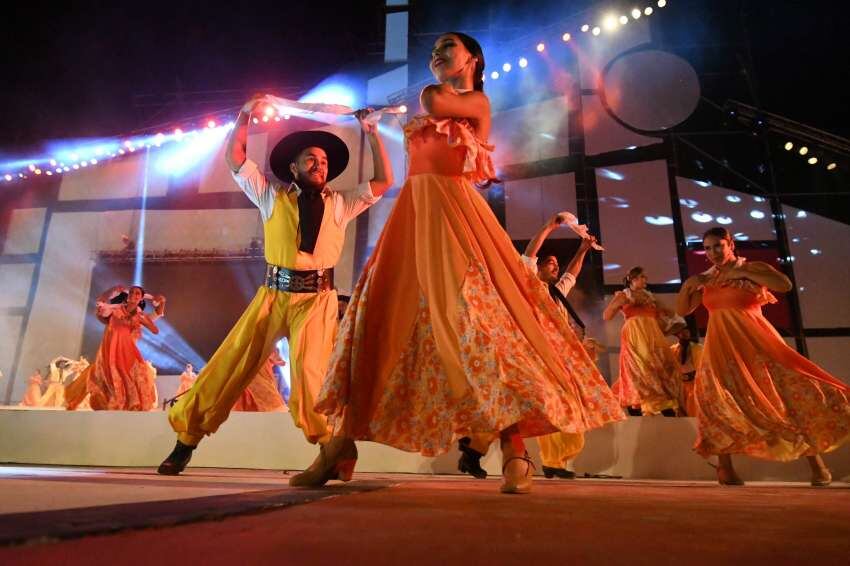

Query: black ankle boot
457,437,487,479
157,440,195,475
626,406,643,416
660,408,677,417
542,466,576,479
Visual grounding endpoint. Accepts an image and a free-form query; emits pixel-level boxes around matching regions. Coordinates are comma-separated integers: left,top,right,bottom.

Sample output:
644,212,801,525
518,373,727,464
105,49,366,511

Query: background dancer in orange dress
81,286,164,411
604,267,680,416
313,33,622,495
677,227,850,486
232,351,288,413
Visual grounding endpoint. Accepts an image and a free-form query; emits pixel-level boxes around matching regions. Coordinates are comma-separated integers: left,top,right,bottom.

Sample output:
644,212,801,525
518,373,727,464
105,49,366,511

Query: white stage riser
1,409,847,482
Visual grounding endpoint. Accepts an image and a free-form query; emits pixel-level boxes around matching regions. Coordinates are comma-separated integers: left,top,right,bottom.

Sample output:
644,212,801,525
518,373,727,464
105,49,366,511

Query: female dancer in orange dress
603,267,680,416
82,286,164,411
677,227,850,485
308,32,622,494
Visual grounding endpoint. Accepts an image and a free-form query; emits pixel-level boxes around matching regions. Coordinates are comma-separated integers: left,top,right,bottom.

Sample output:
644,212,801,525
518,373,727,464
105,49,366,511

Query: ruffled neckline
403,115,496,184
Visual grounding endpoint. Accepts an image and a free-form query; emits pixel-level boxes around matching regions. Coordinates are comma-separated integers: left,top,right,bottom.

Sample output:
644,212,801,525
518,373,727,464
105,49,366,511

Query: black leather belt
265,265,334,293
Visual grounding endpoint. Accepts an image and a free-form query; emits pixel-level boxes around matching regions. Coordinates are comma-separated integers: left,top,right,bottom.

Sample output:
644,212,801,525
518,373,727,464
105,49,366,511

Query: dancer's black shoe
157,440,195,475
542,466,576,479
457,437,488,479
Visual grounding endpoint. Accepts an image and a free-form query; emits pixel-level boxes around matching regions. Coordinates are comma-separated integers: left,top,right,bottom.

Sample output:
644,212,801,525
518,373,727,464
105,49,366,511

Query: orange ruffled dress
315,115,623,456
610,291,680,414
694,259,850,460
86,307,158,411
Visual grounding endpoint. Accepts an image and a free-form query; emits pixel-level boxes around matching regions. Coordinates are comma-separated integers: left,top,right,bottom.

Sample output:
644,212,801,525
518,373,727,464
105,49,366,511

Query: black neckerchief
548,284,585,330
296,184,325,254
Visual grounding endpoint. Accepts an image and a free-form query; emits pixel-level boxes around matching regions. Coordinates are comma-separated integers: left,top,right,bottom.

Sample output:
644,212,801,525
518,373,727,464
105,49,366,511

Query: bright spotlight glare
645,7,654,15
658,0,667,7
581,24,590,32
603,15,619,30
827,162,837,170
592,26,601,35
536,42,545,52
799,146,808,155
619,15,629,25
784,141,793,150
632,8,642,18
502,62,512,72
562,32,571,41
518,57,528,68
807,157,818,165
490,71,500,79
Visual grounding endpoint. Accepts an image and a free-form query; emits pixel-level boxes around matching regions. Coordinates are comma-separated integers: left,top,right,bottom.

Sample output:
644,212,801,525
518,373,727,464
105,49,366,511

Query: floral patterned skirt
315,172,622,456
694,304,850,460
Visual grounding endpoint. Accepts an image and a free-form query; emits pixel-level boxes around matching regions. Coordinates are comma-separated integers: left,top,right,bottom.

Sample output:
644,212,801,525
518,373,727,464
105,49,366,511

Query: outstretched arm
603,291,629,321
420,84,491,123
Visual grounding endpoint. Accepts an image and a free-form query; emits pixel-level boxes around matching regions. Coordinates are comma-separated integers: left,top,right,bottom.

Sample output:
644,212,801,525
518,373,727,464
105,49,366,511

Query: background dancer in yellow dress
157,95,392,476
677,227,850,486
604,267,680,416
313,33,623,495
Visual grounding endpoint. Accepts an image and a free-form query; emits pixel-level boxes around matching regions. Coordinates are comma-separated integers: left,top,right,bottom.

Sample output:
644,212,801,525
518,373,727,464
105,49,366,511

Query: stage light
657,0,667,7
827,162,837,170
274,116,281,122
632,8,642,18
63,166,70,172
207,120,216,128
118,149,125,155
645,7,654,15
536,42,545,52
72,164,80,170
518,57,528,68
691,212,713,223
581,24,590,32
28,164,35,172
34,169,42,175
717,216,733,225
81,161,88,167
796,210,807,218
50,159,57,166
810,249,822,255
784,141,793,150
808,157,818,165
592,26,601,35
55,168,62,173
620,15,629,24
799,146,808,155
252,117,259,124
644,215,673,226
3,174,11,181
124,141,133,148
562,32,571,41
490,71,500,79
262,115,270,122
91,158,98,164
603,15,618,30
750,210,765,219
264,106,275,117
284,114,291,120
726,195,742,203
502,62,512,72
46,171,53,176
399,105,408,113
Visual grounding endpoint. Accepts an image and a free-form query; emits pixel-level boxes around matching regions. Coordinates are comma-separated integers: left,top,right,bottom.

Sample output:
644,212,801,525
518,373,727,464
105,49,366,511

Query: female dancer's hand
354,108,378,135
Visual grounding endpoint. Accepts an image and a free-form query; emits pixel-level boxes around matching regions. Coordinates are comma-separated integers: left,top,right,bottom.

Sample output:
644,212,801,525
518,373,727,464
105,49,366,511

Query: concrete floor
1,466,849,565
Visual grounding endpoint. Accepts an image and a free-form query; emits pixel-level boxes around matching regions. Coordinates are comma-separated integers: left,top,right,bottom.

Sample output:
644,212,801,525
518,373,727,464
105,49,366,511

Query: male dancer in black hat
158,95,392,483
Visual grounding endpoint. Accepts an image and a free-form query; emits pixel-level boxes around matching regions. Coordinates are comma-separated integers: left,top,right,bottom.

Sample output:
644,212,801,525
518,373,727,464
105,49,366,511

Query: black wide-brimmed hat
269,130,349,183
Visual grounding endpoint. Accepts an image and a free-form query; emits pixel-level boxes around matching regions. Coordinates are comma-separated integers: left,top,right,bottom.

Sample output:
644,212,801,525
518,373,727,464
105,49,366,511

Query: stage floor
0,465,848,565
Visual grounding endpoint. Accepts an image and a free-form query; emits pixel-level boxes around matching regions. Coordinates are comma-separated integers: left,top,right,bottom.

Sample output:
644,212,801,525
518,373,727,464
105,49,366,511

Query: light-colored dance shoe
289,437,358,488
500,452,535,494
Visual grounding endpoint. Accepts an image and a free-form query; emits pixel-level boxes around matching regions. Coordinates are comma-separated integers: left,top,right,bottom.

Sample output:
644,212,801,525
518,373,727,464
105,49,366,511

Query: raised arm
524,213,562,259
226,95,264,173
717,261,793,293
355,109,394,197
676,275,706,316
603,291,629,321
564,236,595,280
420,85,491,136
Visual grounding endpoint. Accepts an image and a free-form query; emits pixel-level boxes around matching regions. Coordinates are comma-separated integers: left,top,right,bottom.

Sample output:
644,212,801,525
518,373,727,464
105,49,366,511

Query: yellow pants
169,286,338,446
537,432,585,468
468,431,585,469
